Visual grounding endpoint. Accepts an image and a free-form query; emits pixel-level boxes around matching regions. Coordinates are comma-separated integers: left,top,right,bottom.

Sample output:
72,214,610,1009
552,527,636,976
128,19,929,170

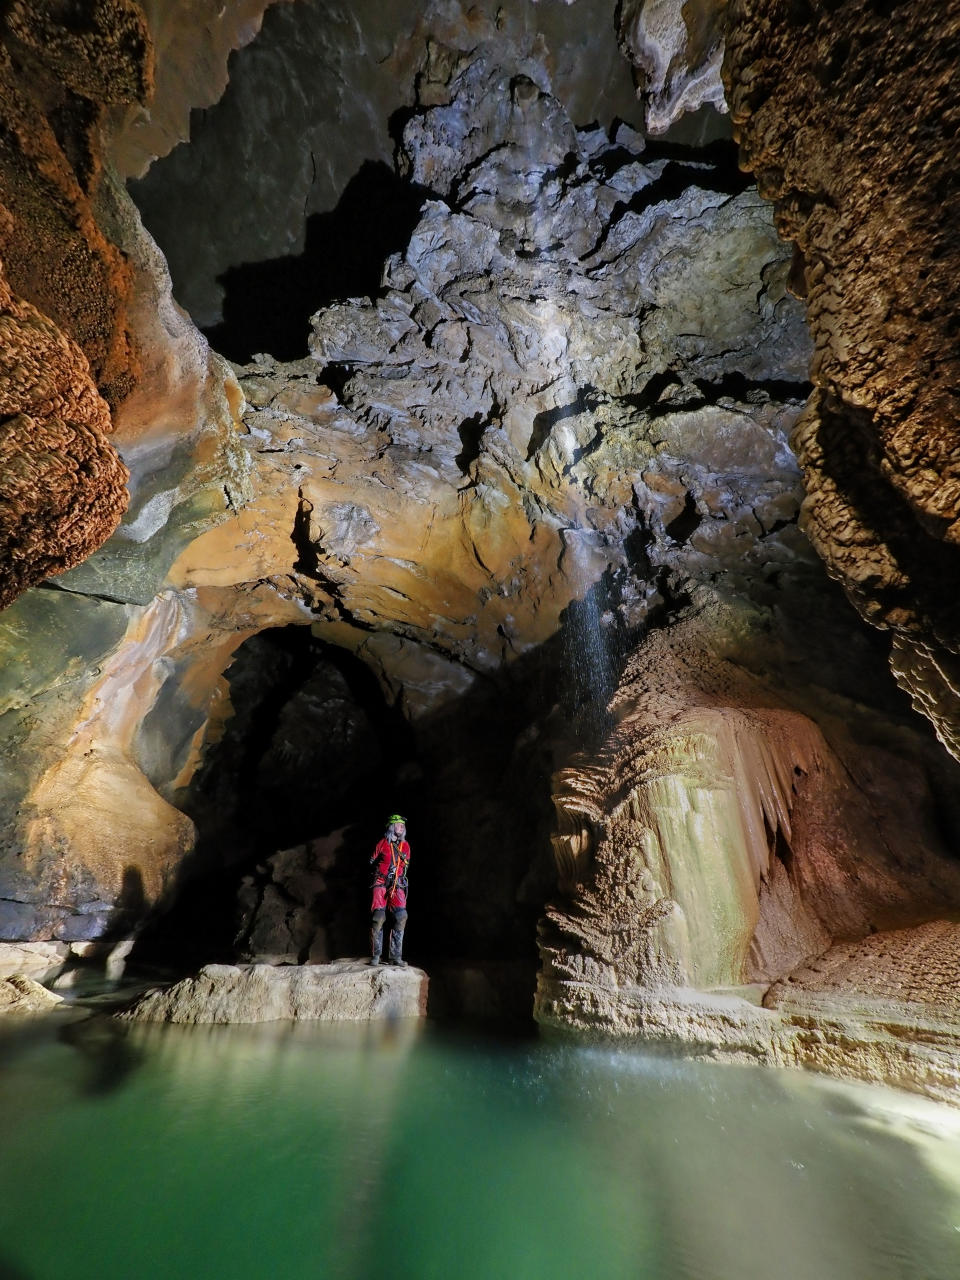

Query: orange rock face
0,1,154,607
723,0,960,755
0,274,129,608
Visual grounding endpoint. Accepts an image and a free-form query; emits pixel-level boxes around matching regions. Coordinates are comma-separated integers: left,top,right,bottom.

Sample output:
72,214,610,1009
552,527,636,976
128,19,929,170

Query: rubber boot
388,909,407,967
370,908,386,965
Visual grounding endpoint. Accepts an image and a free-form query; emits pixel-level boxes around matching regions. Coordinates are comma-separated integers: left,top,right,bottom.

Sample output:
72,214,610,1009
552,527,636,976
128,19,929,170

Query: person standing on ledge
369,814,410,967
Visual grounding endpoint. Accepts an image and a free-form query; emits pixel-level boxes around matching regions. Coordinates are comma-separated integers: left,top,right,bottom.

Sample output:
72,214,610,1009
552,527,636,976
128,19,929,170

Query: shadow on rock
204,160,428,362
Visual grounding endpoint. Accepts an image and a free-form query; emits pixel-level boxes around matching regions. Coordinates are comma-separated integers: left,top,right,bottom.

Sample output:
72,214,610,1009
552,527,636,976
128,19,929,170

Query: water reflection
0,1020,959,1279
0,1258,35,1280
58,1017,144,1096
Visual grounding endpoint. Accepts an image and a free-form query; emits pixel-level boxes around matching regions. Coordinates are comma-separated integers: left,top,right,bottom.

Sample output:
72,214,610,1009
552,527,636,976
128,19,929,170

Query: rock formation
1,2,959,1104
1,15,817,953
619,0,960,760
723,0,960,761
535,605,960,1101
0,0,148,604
618,0,727,134
120,959,428,1024
0,972,64,1013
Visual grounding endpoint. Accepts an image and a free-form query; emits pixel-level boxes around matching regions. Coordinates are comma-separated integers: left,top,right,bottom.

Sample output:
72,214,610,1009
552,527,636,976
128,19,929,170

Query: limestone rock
0,2,154,606
0,9,944,1058
0,973,64,1014
119,960,428,1024
766,921,960,1021
0,941,68,983
107,0,288,180
0,276,129,608
173,45,809,689
535,603,960,1100
0,28,255,939
618,0,728,134
128,0,657,333
235,833,349,964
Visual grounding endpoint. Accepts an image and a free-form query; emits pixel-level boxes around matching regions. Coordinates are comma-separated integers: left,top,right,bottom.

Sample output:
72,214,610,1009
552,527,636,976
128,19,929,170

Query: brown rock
0,2,156,606
536,604,960,1102
0,277,129,607
0,942,68,982
722,0,960,755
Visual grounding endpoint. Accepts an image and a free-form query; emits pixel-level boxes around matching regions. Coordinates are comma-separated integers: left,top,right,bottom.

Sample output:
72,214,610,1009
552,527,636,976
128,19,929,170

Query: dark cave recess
202,161,430,362
131,620,575,982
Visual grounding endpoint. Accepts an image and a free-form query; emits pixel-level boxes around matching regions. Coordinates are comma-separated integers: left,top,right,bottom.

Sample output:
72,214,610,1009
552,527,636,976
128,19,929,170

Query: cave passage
132,619,583,1022
136,627,421,971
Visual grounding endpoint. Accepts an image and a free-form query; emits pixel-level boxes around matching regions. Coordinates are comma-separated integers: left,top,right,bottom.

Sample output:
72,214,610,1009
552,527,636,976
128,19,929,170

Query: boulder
118,960,428,1024
0,974,64,1014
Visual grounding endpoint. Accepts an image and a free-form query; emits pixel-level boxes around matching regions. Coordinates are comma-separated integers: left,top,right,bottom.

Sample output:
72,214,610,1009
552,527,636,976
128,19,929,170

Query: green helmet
387,813,406,825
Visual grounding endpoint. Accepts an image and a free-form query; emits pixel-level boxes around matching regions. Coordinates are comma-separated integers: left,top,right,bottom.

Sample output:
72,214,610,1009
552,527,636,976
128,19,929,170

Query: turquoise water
2,1012,960,1280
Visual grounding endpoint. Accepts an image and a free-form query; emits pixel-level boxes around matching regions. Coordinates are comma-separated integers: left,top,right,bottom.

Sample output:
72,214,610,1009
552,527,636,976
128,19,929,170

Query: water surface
1,1012,959,1279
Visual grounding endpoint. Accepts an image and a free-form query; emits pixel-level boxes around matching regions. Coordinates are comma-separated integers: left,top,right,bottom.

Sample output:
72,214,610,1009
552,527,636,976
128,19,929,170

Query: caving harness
370,817,410,966
374,839,409,905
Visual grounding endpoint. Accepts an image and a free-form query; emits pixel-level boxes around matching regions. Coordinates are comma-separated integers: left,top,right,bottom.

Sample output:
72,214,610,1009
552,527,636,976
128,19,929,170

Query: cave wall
0,3,823,956
0,0,958,1078
722,0,960,760
129,0,661,336
0,0,282,943
0,0,149,606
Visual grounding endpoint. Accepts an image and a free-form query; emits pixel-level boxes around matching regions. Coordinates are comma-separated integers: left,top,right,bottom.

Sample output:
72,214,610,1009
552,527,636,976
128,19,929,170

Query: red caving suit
370,838,410,911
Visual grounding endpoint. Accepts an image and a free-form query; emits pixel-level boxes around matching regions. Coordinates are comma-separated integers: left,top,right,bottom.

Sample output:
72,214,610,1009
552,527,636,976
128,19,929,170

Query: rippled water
2,1011,960,1280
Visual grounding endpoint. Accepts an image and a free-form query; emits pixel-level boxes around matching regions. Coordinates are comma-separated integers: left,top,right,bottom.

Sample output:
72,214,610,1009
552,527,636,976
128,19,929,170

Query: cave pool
2,1009,960,1279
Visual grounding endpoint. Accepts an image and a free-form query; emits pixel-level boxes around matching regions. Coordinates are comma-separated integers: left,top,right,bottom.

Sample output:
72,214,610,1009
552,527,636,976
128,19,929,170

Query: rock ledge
118,960,428,1025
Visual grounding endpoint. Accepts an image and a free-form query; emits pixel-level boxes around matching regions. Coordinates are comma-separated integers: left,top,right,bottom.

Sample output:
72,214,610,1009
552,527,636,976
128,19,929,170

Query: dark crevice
563,425,604,474
617,369,811,421
202,161,429,363
772,824,795,875
316,363,354,401
692,371,812,403
134,627,417,971
36,580,132,607
664,492,702,544
291,490,319,577
455,411,488,475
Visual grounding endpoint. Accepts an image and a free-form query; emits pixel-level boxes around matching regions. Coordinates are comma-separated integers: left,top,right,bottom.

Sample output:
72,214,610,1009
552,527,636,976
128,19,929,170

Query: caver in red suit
369,815,410,966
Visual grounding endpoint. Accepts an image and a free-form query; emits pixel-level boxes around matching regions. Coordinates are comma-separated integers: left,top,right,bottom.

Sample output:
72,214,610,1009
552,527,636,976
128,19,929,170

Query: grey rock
617,0,728,136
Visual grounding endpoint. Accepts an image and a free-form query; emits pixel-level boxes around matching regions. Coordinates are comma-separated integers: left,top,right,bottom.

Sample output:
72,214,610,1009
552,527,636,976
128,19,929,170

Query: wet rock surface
160,38,817,967
196,48,809,676
119,960,428,1024
0,942,69,983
